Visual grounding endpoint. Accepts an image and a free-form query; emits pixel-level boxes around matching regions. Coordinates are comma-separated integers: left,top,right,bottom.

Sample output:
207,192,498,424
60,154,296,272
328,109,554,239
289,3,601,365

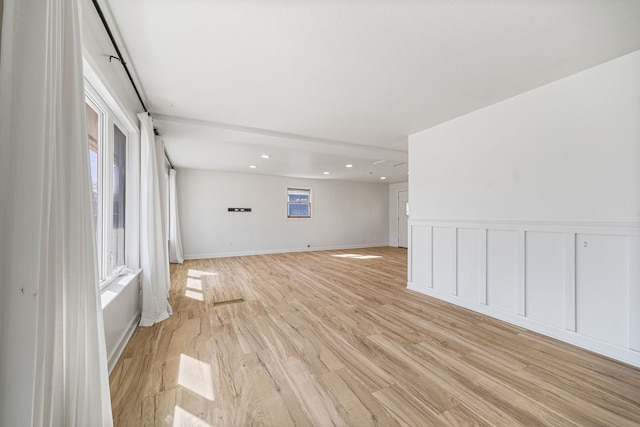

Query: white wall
408,50,640,367
388,182,408,246
410,51,640,224
178,169,389,258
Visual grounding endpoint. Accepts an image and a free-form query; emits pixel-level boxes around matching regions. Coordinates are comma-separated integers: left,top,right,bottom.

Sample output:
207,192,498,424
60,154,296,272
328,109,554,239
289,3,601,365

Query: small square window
287,188,311,218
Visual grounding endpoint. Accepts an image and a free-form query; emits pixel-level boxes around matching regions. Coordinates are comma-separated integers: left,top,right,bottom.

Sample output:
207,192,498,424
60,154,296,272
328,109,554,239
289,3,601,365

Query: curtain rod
91,0,175,169
91,0,147,112
164,148,174,169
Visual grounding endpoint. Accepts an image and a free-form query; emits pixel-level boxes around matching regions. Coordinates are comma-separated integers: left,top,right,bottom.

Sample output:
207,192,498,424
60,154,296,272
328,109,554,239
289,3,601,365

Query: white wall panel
433,227,456,294
457,228,482,303
576,234,629,347
410,225,430,287
564,233,577,331
407,220,640,367
630,236,640,351
487,230,519,313
525,232,566,328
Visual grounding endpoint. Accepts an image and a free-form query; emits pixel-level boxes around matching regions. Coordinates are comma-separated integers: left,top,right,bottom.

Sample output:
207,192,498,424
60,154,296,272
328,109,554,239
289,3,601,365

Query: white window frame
85,80,131,289
287,187,312,219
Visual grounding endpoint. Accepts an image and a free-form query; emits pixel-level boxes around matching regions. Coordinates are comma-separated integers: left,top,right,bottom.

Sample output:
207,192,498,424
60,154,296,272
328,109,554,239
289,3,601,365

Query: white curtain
168,169,185,263
139,113,173,326
0,0,112,425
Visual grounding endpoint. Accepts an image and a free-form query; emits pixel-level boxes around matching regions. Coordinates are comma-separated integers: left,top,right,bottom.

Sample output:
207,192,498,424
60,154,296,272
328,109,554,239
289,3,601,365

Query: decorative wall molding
408,219,640,367
410,218,640,233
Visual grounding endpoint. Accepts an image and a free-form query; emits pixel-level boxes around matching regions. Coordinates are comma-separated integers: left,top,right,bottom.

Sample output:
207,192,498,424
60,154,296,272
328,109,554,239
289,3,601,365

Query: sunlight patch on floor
171,405,213,427
331,254,383,260
185,290,204,301
178,354,215,401
185,270,217,300
187,277,203,291
188,269,218,278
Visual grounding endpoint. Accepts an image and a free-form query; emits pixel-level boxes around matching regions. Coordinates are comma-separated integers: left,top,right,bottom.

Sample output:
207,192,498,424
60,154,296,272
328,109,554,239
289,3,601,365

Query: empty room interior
1,0,640,426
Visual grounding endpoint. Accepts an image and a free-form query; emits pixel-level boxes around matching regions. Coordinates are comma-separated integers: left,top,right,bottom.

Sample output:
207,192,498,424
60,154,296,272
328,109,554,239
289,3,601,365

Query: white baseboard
184,243,389,260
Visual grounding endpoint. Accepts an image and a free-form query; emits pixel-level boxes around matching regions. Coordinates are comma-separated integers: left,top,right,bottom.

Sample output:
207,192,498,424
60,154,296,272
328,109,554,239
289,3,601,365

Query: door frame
397,190,408,248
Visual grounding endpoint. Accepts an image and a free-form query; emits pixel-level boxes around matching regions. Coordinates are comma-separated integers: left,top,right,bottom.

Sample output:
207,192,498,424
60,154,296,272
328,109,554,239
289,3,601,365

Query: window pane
288,194,309,202
288,203,310,217
86,102,100,245
112,124,126,268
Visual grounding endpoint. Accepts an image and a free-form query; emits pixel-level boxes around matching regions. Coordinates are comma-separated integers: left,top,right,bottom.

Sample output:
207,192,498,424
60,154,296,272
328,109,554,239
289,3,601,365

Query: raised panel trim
427,225,433,288
517,231,526,316
407,223,413,283
411,218,640,233
565,233,577,332
479,228,488,305
453,227,458,296
630,236,640,351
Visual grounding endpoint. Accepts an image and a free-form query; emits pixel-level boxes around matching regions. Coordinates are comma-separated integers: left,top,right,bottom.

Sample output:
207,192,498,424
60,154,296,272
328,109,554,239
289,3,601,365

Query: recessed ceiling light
249,165,257,169
323,171,330,175
380,176,387,180
261,154,271,159
345,164,353,168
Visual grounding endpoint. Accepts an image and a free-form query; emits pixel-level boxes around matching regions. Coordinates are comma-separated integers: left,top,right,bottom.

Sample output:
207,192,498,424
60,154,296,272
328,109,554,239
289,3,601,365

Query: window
112,125,126,268
85,89,128,286
287,188,311,218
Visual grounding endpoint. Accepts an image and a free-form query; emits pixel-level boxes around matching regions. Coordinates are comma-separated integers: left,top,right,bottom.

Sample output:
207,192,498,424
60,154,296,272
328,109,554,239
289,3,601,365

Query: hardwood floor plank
318,369,394,426
256,395,296,427
332,368,401,427
366,333,457,414
280,355,347,426
110,247,640,426
372,383,444,426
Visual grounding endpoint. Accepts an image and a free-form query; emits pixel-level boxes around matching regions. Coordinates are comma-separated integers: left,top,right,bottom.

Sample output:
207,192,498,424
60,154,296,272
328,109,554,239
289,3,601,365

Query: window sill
100,268,141,310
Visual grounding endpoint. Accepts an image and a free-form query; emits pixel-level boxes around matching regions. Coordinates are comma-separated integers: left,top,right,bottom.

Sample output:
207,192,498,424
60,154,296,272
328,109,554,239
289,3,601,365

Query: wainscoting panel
457,228,483,304
487,229,519,315
409,225,430,287
407,220,640,367
630,236,640,352
433,227,456,295
576,233,629,348
525,231,566,329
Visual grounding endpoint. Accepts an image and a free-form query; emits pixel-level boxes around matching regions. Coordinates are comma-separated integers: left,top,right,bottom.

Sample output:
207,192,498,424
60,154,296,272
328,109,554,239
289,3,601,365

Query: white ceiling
103,0,640,184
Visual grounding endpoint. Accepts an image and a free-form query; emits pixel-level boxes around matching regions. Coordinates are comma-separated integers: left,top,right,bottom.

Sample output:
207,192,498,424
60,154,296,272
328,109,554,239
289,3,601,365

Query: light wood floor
110,247,640,426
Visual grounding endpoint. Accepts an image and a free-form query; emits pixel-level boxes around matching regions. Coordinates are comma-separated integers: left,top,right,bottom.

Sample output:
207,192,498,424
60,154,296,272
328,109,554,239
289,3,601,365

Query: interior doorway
398,190,408,248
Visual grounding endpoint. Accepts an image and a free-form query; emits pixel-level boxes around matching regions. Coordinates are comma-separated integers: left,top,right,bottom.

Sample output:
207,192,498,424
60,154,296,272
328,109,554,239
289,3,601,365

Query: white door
398,190,408,248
